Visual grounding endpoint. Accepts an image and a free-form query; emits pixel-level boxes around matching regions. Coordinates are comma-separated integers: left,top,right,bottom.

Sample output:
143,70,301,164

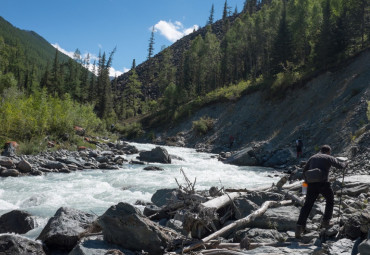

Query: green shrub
115,122,144,139
0,87,102,142
192,117,215,135
367,101,370,121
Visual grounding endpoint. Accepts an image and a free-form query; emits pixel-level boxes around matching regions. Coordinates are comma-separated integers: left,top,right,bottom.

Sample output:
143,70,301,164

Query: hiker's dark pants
297,182,334,226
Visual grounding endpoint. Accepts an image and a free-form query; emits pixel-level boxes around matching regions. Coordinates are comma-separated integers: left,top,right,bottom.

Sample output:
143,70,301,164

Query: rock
1,142,17,157
116,143,139,154
98,202,172,255
341,184,369,197
17,159,32,173
151,188,178,207
138,146,171,164
263,148,293,167
234,228,286,243
0,169,20,177
328,238,354,255
43,160,67,170
247,205,300,231
0,234,46,255
234,198,259,219
143,204,162,217
37,207,97,252
0,210,36,234
74,126,86,136
96,156,109,163
0,156,14,167
344,213,362,239
225,147,258,166
358,238,370,255
143,166,164,171
69,235,134,255
166,219,188,235
244,191,285,206
56,157,85,167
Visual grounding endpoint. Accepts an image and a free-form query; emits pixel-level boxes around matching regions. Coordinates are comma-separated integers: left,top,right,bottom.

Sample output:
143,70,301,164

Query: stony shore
0,134,369,255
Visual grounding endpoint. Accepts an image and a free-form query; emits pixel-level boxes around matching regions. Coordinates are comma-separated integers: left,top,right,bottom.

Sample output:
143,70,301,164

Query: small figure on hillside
110,124,115,132
295,145,347,238
229,135,235,149
296,138,303,158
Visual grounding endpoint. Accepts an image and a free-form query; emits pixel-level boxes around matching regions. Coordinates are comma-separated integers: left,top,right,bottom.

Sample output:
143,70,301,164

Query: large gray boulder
247,205,300,231
234,198,259,220
0,210,36,234
42,160,67,170
151,188,178,207
358,238,370,255
37,207,97,252
138,147,171,164
0,169,20,177
263,148,293,167
69,235,134,255
0,234,46,255
98,202,172,255
225,147,258,166
17,160,32,173
0,156,14,168
328,238,355,255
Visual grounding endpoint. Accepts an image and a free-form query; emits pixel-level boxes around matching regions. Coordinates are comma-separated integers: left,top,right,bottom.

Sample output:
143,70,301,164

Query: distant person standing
296,138,303,158
229,135,235,149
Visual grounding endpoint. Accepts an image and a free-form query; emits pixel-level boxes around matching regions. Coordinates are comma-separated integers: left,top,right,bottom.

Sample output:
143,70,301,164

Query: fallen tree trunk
181,200,291,253
276,188,304,206
200,192,247,211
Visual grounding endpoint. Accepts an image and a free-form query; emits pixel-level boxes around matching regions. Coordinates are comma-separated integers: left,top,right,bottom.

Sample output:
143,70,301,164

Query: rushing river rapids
0,142,280,239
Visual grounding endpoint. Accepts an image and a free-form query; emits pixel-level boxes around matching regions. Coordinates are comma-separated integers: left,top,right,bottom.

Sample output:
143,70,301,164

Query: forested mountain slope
151,49,369,159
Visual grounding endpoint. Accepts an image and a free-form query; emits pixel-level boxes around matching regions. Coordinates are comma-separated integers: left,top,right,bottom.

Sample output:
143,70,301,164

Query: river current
0,142,280,239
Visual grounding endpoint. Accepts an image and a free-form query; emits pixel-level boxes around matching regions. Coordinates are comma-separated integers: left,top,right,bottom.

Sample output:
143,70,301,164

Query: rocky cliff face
151,50,370,166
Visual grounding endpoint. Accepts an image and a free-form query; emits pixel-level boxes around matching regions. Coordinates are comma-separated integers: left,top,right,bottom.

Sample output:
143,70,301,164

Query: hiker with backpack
295,145,347,238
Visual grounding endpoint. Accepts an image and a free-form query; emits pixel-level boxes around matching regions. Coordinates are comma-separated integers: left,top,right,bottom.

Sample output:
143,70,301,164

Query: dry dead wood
200,192,247,212
181,200,292,253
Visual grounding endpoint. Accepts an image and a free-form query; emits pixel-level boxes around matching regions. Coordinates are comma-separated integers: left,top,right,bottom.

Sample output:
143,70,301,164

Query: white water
0,142,280,239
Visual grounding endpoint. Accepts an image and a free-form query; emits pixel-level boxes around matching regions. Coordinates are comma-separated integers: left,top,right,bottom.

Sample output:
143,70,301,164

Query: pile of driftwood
146,169,306,254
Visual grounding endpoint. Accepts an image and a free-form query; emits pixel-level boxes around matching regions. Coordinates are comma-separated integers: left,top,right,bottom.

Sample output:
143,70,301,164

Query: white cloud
51,43,127,78
51,43,74,58
153,20,199,43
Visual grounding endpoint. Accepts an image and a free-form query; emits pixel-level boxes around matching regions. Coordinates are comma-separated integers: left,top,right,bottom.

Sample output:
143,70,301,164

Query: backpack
303,168,324,183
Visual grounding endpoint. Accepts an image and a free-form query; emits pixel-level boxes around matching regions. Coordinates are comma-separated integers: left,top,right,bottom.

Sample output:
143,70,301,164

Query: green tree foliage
123,70,143,117
156,48,176,93
0,86,101,142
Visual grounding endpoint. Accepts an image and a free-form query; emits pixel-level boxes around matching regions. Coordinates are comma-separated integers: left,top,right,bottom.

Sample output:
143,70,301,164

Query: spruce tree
148,27,155,60
271,0,293,74
123,70,142,117
131,59,136,70
207,4,215,25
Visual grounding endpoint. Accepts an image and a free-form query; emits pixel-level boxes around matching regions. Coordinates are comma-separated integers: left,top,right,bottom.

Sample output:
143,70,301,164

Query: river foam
0,142,279,238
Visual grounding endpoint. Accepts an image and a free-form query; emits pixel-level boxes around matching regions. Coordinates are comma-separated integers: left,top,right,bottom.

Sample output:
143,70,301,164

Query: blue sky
1,0,244,77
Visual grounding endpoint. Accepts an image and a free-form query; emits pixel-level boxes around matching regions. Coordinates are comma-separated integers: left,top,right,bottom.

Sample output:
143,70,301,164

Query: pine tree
223,0,229,20
148,27,155,60
51,48,64,95
271,0,293,74
131,59,136,70
207,4,215,25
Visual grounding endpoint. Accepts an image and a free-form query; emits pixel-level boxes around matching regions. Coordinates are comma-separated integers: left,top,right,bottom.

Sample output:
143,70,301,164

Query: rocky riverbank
0,137,369,254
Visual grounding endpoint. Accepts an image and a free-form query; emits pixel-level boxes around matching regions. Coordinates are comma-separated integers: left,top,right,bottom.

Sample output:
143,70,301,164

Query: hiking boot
295,224,305,238
320,220,333,229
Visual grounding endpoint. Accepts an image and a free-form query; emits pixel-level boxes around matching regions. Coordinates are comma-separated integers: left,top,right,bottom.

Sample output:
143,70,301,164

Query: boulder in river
225,147,258,166
37,207,98,252
0,234,46,255
98,202,172,255
0,210,36,234
138,146,171,164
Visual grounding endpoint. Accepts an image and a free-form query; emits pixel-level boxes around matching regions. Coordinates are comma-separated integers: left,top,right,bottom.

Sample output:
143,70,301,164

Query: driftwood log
200,192,247,212
181,200,292,253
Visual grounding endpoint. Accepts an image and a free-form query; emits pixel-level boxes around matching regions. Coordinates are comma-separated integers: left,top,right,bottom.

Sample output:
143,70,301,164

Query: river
0,142,280,239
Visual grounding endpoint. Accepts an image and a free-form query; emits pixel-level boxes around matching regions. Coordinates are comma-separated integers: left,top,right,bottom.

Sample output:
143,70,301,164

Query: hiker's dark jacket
304,153,346,182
